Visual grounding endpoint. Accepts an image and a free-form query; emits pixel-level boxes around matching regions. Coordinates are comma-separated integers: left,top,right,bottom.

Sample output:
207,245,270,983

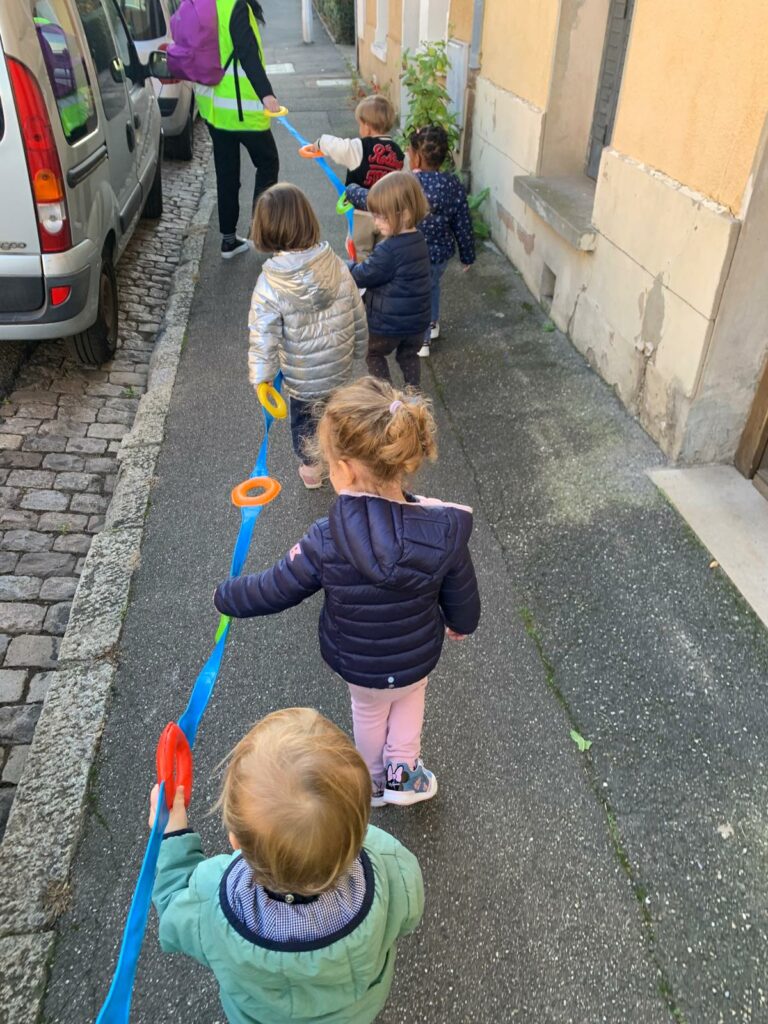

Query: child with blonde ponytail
214,376,480,806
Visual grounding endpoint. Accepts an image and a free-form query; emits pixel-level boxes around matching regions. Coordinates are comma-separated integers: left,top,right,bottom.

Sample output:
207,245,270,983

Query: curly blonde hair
218,708,370,896
314,376,437,483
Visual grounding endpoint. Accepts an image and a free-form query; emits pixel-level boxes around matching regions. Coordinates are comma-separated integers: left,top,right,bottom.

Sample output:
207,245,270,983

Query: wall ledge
514,175,597,251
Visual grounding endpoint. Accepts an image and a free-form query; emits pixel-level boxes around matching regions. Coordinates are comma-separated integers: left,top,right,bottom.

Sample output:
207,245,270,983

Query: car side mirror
147,50,173,82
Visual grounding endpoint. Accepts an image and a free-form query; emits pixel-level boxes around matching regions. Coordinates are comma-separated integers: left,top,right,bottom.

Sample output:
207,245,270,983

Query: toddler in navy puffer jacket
214,376,480,807
347,171,432,389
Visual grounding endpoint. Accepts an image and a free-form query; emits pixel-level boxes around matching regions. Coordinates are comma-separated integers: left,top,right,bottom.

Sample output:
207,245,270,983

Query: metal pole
302,0,314,44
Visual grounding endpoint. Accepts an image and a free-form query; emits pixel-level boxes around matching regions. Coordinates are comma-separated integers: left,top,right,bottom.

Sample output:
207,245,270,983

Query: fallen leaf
570,729,592,752
709,560,719,569
542,321,556,332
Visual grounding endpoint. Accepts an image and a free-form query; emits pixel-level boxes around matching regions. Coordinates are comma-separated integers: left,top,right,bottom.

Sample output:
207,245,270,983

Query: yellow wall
479,0,558,109
449,0,474,43
358,1,404,110
613,0,768,213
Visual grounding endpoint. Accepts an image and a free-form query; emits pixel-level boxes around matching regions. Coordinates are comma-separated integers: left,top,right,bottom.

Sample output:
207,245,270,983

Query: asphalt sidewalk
43,3,768,1023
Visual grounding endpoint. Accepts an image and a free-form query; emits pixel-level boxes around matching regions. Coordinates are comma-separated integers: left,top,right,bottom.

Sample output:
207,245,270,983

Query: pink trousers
347,678,428,786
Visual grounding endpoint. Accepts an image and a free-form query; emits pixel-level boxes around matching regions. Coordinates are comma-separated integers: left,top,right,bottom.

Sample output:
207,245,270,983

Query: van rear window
33,1,97,145
118,0,166,42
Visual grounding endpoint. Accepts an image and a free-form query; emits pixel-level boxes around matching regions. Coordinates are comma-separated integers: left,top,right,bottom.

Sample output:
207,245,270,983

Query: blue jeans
426,261,448,339
290,397,320,465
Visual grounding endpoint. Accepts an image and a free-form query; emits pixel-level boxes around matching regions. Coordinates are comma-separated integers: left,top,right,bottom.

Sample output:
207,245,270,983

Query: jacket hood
263,242,342,311
329,493,473,589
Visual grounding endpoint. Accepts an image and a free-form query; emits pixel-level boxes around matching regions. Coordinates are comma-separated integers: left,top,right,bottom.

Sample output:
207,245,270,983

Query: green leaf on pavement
570,729,592,752
543,321,556,332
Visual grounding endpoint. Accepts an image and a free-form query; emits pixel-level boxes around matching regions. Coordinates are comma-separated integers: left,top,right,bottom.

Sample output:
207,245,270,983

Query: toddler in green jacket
149,707,424,1024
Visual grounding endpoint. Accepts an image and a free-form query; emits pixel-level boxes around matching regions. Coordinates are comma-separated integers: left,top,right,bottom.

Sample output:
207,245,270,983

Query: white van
119,0,196,161
0,0,165,364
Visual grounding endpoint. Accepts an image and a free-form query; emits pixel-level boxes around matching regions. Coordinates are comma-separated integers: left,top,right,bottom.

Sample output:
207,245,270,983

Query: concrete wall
613,0,768,215
539,0,611,177
468,0,768,462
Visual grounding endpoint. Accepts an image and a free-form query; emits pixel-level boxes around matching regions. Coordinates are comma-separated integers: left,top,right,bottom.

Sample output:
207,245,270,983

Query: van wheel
142,155,163,219
67,256,118,366
167,108,194,161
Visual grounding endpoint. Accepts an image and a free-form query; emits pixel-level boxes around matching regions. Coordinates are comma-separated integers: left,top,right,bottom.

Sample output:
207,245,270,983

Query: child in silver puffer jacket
249,184,368,489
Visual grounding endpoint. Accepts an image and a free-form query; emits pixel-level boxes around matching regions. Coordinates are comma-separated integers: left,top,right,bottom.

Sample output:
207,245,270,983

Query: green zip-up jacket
152,825,424,1023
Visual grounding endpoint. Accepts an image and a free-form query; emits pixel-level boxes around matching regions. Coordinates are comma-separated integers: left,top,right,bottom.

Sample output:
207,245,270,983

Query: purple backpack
167,0,232,85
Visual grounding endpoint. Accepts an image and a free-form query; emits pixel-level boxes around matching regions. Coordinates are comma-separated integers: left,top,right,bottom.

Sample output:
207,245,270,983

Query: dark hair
409,125,449,170
246,0,265,25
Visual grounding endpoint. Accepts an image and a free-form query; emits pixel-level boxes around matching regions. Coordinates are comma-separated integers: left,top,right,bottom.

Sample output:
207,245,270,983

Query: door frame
735,356,768,478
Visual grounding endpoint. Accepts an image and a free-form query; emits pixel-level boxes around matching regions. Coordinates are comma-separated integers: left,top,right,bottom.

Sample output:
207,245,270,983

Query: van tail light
157,43,179,85
7,58,71,253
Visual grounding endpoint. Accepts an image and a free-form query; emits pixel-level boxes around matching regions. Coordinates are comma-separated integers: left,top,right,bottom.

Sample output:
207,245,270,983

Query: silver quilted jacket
248,242,368,401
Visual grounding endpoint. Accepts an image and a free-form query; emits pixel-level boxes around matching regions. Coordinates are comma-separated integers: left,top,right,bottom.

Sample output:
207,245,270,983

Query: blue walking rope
95,374,285,1024
274,114,357,247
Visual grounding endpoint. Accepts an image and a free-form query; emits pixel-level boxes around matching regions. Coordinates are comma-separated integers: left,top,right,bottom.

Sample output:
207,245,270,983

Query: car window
118,0,166,42
167,0,182,15
75,0,128,119
33,1,98,145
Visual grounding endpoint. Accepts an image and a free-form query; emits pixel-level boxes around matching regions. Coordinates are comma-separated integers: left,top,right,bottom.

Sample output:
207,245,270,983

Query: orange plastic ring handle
156,722,193,809
300,143,324,159
257,382,288,419
231,476,281,509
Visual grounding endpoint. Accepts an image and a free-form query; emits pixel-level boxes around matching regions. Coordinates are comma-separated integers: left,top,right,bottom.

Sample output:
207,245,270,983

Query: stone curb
0,189,216,1019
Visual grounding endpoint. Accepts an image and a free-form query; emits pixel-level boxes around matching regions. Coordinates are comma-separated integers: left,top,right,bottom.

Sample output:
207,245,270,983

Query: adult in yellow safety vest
196,0,281,258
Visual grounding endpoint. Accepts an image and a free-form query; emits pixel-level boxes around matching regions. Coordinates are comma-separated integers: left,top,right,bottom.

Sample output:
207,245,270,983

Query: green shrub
399,41,460,164
313,0,355,45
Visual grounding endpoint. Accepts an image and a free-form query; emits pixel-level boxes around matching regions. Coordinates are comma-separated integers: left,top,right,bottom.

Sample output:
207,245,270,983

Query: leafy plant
468,187,490,239
313,0,354,45
399,41,460,161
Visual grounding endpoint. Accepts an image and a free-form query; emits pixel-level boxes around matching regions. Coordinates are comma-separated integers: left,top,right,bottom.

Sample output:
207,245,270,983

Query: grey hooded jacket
248,242,368,401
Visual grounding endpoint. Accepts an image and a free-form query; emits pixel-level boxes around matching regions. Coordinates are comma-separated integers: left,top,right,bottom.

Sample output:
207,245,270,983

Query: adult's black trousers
207,124,280,235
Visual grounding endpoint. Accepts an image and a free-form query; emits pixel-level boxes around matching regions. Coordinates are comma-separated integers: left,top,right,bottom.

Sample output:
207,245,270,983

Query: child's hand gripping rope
265,108,358,260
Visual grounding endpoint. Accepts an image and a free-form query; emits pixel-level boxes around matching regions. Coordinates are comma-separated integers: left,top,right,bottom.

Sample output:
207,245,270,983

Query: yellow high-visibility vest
195,0,270,132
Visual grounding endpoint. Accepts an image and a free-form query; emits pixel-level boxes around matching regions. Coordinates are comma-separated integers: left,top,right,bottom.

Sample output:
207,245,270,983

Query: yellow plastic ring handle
257,382,288,419
231,476,282,509
264,105,289,118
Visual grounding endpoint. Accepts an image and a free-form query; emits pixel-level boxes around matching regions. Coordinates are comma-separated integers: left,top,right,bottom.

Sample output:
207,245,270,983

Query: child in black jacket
348,171,431,387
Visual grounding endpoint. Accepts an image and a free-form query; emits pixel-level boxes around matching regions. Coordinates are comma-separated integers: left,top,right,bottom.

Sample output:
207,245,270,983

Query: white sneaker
383,759,437,806
417,343,430,358
371,784,387,808
430,321,440,340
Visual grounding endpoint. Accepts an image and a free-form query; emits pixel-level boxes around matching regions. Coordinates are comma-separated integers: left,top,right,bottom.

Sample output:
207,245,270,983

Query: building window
586,0,635,179
371,0,388,61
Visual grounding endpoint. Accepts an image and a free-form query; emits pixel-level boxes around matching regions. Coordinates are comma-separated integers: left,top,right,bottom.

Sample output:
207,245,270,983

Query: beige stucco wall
470,69,743,457
613,0,768,213
479,0,558,108
358,0,404,107
449,0,474,43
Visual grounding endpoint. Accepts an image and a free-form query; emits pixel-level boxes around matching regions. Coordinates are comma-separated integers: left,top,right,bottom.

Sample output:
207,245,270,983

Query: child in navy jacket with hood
214,376,480,807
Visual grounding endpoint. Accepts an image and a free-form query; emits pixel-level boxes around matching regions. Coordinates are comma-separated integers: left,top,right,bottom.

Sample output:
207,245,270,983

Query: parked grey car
119,0,196,161
0,0,164,364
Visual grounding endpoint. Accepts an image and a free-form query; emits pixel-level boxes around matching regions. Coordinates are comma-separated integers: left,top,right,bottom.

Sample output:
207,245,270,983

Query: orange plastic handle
231,476,281,508
300,143,324,159
156,723,193,809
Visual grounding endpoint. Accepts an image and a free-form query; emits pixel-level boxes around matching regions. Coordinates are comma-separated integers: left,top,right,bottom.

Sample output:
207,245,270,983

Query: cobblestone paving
0,124,210,837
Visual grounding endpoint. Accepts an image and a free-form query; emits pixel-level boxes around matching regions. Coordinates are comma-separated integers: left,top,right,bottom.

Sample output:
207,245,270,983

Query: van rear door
0,41,44,315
